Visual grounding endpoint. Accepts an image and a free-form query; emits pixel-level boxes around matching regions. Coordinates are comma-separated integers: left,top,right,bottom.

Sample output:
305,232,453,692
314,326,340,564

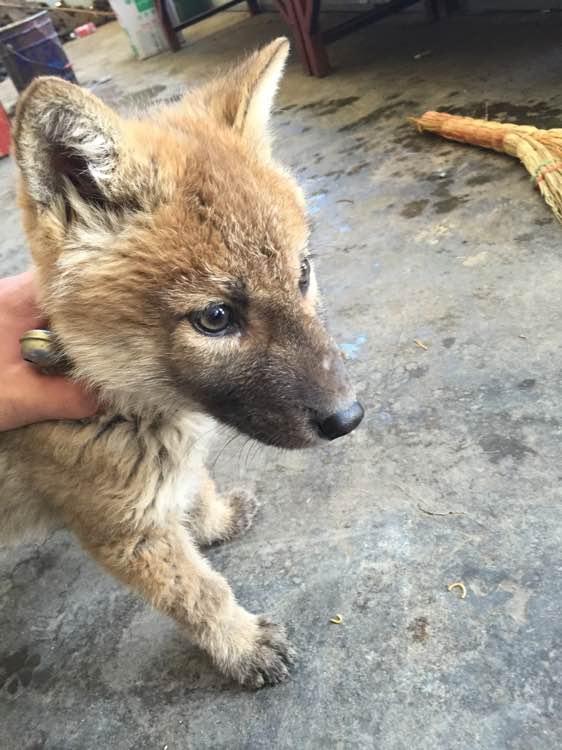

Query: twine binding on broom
533,160,562,185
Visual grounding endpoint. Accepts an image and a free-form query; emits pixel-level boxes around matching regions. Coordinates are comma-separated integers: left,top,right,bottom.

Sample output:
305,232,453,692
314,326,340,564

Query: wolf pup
0,38,364,688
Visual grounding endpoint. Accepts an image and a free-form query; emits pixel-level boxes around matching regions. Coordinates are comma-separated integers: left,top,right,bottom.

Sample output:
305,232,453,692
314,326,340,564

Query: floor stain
24,730,48,750
408,365,428,379
408,616,429,642
346,162,370,176
0,646,41,693
401,199,429,218
324,169,345,179
392,129,425,152
283,96,360,117
338,136,370,157
338,100,419,133
434,195,468,214
424,174,469,214
437,100,562,129
478,433,537,464
118,84,167,110
466,173,494,186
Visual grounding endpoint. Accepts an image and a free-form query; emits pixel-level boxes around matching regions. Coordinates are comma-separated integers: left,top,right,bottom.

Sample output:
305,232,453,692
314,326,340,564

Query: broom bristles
511,133,562,222
410,110,562,223
410,111,562,157
408,112,515,153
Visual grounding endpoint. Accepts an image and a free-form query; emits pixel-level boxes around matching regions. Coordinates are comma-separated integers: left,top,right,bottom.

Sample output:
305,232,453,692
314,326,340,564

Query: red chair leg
301,28,329,77
275,0,314,75
294,0,329,77
276,0,329,76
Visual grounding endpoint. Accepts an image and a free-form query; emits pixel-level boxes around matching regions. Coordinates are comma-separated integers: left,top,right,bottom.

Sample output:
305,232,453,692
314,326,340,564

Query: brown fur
0,39,362,687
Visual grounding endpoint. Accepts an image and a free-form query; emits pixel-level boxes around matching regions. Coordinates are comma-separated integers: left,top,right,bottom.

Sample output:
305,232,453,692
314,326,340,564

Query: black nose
317,401,364,440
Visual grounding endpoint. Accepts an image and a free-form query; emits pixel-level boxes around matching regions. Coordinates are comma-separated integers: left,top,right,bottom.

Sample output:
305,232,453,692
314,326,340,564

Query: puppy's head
14,39,364,448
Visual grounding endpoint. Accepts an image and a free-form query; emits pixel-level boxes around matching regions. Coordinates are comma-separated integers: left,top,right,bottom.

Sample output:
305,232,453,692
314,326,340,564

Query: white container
109,0,169,60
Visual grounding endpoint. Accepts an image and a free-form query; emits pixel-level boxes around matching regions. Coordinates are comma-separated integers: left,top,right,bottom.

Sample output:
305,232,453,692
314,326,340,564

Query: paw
224,488,259,540
231,618,296,689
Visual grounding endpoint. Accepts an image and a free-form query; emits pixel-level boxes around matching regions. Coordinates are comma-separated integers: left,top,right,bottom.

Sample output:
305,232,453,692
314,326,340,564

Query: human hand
0,270,98,431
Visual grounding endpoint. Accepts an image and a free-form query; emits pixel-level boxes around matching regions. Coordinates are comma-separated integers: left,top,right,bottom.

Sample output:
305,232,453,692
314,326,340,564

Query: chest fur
0,410,217,540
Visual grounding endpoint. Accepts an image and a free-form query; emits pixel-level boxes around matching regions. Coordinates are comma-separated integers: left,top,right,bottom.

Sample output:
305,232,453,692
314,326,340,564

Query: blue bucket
0,11,77,92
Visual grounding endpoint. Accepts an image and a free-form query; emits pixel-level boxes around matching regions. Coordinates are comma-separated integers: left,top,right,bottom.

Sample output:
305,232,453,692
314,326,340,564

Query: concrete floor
1,8,561,750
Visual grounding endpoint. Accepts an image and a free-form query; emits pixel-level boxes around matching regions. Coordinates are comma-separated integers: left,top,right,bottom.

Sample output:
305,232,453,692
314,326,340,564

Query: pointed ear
14,77,130,210
200,37,290,157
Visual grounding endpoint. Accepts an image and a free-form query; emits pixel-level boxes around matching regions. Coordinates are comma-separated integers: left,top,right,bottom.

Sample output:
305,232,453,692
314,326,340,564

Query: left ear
14,76,133,211
198,37,290,157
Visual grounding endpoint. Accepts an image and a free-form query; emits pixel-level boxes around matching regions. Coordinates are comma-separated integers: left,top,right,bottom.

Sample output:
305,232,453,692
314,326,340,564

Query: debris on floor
447,582,468,600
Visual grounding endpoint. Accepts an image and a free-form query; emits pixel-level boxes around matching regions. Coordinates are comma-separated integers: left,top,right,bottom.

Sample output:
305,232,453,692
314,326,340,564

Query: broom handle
408,112,541,156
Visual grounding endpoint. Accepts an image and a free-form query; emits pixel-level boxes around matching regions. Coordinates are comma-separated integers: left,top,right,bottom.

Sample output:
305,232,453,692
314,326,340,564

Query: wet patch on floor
280,96,360,117
478,433,537,464
436,100,562,129
421,172,470,214
401,199,429,218
0,646,41,695
517,378,536,390
87,80,185,113
346,162,370,176
121,84,166,105
338,100,419,133
465,173,495,187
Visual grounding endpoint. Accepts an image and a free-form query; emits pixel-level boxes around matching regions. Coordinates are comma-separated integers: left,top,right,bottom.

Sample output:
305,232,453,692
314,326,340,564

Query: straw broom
409,111,562,223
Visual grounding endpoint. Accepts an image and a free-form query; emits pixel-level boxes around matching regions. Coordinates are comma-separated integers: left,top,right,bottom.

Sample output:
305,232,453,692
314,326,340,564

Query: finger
14,366,99,425
31,376,99,422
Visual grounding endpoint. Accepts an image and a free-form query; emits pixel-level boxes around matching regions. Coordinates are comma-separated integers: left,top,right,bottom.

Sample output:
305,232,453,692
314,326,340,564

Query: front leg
82,520,293,687
188,471,258,546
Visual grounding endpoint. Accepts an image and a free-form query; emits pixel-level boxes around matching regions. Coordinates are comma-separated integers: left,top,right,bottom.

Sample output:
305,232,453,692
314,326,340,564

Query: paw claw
230,617,295,689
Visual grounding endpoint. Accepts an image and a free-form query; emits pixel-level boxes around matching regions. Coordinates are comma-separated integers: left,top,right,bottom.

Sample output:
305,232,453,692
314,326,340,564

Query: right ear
14,77,131,210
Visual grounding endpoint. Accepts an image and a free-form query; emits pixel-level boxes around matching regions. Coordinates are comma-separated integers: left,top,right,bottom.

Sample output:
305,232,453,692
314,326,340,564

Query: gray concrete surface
1,8,561,749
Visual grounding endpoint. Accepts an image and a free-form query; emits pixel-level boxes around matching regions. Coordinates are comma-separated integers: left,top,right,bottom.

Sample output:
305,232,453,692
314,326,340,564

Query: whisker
238,437,253,479
188,420,226,454
210,431,241,471
248,440,265,471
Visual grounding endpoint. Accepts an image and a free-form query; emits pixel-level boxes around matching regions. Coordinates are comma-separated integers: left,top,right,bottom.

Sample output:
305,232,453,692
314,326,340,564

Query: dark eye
191,304,234,336
299,257,311,294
